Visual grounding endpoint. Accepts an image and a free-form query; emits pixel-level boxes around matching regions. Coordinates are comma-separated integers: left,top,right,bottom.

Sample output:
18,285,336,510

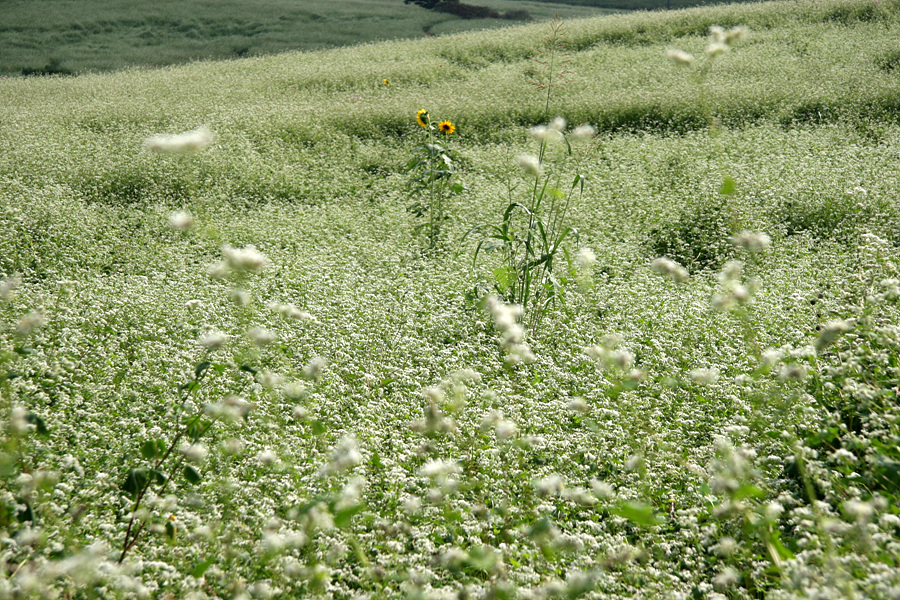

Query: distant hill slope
0,0,616,75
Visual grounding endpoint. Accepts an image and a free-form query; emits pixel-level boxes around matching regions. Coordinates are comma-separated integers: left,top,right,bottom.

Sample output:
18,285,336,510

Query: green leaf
140,439,164,460
450,183,464,194
184,465,202,485
194,361,212,379
493,266,516,293
720,176,736,196
310,419,327,436
186,419,212,441
732,483,765,501
0,452,14,477
122,468,150,498
24,413,49,435
150,468,167,485
192,558,215,578
334,503,365,528
239,365,258,375
610,500,663,526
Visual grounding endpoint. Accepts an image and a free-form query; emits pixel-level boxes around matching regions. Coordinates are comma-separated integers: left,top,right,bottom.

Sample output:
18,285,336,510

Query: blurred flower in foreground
145,126,214,154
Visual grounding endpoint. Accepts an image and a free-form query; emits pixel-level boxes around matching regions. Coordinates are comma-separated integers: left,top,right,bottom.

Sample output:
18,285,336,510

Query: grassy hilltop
2,0,900,598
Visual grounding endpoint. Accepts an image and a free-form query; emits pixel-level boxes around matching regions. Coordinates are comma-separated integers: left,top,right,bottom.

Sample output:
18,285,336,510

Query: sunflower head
416,109,430,128
438,120,456,135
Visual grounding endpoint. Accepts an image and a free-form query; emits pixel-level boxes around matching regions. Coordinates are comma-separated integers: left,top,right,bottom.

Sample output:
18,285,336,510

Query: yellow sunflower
416,109,430,128
438,120,456,135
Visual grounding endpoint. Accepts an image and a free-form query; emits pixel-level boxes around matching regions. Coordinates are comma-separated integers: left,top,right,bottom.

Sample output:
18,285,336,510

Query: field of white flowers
2,0,900,598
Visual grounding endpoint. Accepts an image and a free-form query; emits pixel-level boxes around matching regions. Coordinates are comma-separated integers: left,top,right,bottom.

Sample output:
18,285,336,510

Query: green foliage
647,195,734,272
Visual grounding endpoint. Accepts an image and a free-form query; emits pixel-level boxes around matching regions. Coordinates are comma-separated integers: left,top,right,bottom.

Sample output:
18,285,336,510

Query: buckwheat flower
198,330,227,350
725,26,748,43
731,231,771,252
709,25,727,43
591,479,614,499
571,124,597,141
168,211,194,231
650,257,689,282
843,500,874,522
302,356,327,383
777,363,807,382
814,319,853,353
829,448,857,464
324,436,361,474
567,397,590,413
548,116,566,132
282,381,308,401
247,326,276,347
208,261,231,279
229,288,251,306
257,449,278,467
0,276,20,300
145,126,214,154
666,48,694,65
180,444,208,463
222,244,268,273
713,567,740,589
575,247,597,271
706,42,729,57
419,459,460,479
535,474,565,496
16,309,44,337
517,154,542,177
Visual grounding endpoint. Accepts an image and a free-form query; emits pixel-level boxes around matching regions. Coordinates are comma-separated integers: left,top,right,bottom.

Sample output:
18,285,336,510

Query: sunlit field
2,0,900,598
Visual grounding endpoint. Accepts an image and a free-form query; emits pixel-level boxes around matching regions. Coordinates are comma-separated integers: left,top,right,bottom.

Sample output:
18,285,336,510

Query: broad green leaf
493,266,516,292
122,468,149,498
140,439,164,460
334,503,365,528
610,500,663,526
194,361,211,379
720,176,736,196
192,558,215,578
184,465,202,485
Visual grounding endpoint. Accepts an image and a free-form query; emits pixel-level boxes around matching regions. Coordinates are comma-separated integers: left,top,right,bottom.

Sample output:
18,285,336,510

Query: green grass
2,0,900,598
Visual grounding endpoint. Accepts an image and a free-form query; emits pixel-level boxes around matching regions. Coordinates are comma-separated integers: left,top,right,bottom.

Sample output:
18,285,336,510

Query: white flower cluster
486,296,535,366
650,257,689,283
666,25,747,65
145,126,214,154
